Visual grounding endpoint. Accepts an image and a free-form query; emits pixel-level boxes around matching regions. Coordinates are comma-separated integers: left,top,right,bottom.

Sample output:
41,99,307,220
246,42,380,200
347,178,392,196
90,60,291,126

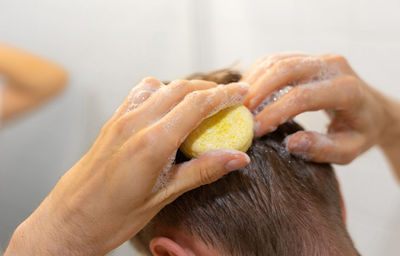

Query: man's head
132,70,358,256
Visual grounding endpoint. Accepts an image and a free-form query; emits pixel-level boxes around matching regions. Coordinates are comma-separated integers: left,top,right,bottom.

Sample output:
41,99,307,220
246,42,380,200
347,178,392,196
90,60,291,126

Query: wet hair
132,69,359,256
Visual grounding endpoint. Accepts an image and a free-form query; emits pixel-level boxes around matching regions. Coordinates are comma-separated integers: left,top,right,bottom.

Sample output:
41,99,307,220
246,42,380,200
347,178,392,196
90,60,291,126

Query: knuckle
292,87,312,109
141,76,160,85
339,75,362,104
270,53,289,60
335,145,356,164
169,79,188,87
328,55,348,65
111,117,129,134
274,58,295,73
190,79,217,88
274,58,288,68
269,53,287,63
139,129,158,146
100,120,113,134
185,90,209,104
198,166,216,185
170,79,193,93
137,77,163,92
184,88,224,115
128,133,158,160
341,75,360,92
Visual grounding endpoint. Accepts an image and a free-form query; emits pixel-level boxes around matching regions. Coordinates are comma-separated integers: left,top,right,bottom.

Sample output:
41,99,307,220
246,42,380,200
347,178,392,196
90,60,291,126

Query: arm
4,78,249,255
0,43,68,121
378,96,400,179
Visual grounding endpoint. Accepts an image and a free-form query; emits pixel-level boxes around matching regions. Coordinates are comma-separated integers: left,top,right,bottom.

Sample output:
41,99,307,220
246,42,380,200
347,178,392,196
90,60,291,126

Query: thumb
284,131,365,164
160,149,250,203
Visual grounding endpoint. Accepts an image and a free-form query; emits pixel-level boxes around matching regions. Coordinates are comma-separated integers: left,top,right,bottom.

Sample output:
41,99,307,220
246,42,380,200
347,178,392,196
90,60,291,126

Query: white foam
151,151,177,193
200,149,245,158
126,80,164,112
253,56,342,116
284,131,336,161
300,58,341,84
190,84,247,120
161,110,182,135
127,89,153,111
253,85,294,115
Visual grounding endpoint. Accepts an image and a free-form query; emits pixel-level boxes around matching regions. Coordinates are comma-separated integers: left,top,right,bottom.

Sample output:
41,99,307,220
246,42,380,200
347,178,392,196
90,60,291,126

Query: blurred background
1,0,399,255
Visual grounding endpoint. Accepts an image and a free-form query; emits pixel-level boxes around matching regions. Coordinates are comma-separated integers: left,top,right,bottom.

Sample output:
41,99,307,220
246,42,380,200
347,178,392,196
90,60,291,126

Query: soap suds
127,89,154,111
126,80,164,112
252,57,342,116
284,131,336,161
196,85,247,120
151,151,177,193
253,85,294,115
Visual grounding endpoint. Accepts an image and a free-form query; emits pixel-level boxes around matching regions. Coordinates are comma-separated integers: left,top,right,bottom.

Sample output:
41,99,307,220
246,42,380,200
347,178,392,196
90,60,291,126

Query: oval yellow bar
181,105,254,158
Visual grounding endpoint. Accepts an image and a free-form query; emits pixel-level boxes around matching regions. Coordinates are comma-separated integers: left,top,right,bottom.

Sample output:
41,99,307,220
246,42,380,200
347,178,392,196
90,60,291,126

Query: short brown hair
132,69,358,256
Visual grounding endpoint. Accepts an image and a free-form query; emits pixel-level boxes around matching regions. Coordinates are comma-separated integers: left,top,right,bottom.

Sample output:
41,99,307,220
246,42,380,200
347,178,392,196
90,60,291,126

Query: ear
150,237,190,256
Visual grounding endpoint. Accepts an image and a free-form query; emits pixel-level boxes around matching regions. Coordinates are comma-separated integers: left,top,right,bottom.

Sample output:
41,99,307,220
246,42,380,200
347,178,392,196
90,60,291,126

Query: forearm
5,216,63,256
378,96,400,181
0,43,67,96
4,199,100,256
4,219,57,256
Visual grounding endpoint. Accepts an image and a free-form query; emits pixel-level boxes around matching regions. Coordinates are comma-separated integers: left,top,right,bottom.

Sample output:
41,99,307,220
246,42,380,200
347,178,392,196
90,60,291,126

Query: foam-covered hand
243,53,393,164
5,78,250,256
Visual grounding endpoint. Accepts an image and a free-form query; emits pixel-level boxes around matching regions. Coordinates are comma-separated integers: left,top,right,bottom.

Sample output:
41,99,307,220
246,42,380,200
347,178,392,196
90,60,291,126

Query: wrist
4,218,54,256
4,199,100,256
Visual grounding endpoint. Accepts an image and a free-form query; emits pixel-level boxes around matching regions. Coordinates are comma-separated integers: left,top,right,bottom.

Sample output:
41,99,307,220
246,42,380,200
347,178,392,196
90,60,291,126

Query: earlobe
150,237,190,256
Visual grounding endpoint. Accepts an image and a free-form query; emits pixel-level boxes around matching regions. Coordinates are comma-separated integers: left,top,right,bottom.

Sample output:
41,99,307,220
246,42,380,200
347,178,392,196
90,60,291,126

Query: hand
242,53,392,164
0,43,68,121
5,78,250,255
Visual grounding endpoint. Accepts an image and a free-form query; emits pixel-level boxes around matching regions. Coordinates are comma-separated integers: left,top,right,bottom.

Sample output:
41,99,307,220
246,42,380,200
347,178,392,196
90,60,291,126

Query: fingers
148,82,249,156
284,131,366,164
112,77,164,122
245,56,330,110
120,79,218,133
156,149,250,204
242,52,308,85
254,76,359,137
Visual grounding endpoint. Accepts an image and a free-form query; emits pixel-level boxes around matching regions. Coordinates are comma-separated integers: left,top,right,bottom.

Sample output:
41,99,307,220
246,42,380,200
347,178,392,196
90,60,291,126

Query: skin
150,229,224,256
0,43,68,122
148,54,400,255
4,78,250,256
148,180,349,256
241,53,400,178
5,53,399,255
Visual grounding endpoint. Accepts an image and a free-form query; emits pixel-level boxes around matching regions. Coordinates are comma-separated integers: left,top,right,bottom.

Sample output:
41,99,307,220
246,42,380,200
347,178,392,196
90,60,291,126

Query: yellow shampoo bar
181,105,254,158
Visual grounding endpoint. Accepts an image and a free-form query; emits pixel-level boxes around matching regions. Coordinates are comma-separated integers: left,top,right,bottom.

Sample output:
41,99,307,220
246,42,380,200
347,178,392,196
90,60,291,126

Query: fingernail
283,134,293,150
285,133,312,153
284,135,312,160
224,154,250,172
